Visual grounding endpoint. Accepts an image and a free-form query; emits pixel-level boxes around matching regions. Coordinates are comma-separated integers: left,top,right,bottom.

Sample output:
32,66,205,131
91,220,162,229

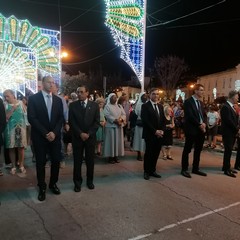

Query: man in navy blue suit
141,88,165,180
28,76,64,201
220,90,239,177
181,83,207,178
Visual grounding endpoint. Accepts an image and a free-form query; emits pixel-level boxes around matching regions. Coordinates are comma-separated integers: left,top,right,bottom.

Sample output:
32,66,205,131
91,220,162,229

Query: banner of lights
0,14,60,96
104,0,146,87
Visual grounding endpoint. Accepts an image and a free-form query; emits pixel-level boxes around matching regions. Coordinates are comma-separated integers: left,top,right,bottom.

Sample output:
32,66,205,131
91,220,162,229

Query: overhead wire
166,18,240,29
62,3,101,29
147,0,226,28
62,47,118,66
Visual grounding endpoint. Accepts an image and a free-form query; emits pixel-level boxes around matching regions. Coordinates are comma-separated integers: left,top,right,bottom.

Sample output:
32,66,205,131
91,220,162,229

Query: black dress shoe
150,172,161,178
144,172,150,180
74,185,81,192
114,157,120,163
38,189,46,201
224,170,236,178
192,170,207,176
87,182,95,190
108,157,115,164
181,170,191,178
231,167,240,173
49,184,61,195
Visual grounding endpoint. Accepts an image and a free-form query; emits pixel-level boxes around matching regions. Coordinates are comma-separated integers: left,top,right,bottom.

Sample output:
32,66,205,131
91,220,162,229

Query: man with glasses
69,85,100,192
141,88,165,180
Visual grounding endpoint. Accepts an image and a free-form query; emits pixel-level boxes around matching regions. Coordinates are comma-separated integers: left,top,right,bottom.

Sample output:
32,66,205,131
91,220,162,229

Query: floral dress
4,101,27,148
96,109,105,142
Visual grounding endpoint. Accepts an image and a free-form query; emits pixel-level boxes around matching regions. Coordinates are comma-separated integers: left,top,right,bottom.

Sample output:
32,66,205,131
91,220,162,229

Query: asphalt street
0,144,240,240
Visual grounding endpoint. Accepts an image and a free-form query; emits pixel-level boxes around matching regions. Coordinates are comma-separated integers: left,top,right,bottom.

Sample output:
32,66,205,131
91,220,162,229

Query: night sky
1,0,240,78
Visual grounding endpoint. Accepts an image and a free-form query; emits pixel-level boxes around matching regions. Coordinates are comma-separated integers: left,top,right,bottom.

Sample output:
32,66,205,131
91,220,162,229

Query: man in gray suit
28,76,64,201
69,85,100,192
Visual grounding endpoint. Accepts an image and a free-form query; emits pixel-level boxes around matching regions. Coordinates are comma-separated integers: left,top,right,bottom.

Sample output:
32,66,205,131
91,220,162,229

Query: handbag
136,119,143,127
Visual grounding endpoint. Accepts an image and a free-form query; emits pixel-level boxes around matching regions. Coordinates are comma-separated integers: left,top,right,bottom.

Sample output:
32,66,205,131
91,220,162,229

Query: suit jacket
141,101,165,140
183,97,207,135
220,102,238,137
0,98,6,146
69,100,100,141
27,91,64,143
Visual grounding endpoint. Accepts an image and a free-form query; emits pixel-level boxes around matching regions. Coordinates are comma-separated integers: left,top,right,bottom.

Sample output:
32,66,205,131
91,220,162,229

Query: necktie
81,101,85,108
46,94,52,120
154,104,159,117
196,100,203,121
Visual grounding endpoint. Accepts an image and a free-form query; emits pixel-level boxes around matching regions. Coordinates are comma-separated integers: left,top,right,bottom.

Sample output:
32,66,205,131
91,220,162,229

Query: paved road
0,145,240,240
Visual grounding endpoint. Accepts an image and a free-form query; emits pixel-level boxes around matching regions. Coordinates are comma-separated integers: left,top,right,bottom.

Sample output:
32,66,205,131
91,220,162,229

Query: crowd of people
0,79,240,202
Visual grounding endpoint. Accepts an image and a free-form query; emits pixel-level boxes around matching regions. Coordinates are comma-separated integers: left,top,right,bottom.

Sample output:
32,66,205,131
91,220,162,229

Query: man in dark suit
28,76,64,201
141,88,165,180
69,85,100,192
0,98,6,176
181,83,207,178
220,90,239,177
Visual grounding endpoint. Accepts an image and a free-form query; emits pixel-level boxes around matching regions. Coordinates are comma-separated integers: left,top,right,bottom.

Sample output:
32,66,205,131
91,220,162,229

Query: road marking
129,202,240,240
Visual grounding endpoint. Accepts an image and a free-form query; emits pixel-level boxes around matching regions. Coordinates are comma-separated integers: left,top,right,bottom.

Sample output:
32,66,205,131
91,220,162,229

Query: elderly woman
132,92,147,161
3,89,27,174
103,93,126,163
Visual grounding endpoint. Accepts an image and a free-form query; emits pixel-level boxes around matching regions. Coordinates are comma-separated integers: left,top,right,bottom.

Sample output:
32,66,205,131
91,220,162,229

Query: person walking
69,85,100,192
220,90,239,177
181,84,207,178
141,88,165,180
28,76,64,201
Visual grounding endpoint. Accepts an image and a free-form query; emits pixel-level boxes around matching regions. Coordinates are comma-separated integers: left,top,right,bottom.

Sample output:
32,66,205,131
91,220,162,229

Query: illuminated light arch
104,0,147,91
0,14,61,95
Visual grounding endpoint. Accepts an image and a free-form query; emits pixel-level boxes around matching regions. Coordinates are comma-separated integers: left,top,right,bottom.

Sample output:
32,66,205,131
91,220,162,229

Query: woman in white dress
103,93,126,163
132,92,147,160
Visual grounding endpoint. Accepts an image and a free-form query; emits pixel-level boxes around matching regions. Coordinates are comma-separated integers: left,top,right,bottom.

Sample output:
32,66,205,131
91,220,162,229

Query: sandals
10,168,16,175
19,167,26,174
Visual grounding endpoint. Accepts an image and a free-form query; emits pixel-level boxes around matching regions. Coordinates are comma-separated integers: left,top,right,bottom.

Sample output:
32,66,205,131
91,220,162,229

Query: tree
61,71,88,95
154,55,188,98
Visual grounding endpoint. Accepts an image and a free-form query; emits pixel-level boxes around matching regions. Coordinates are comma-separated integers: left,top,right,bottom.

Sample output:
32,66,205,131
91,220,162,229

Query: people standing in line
103,93,126,164
63,93,78,156
28,76,64,201
3,89,27,175
205,105,220,149
220,90,240,177
141,88,165,180
132,92,147,161
174,102,184,139
0,98,6,176
162,105,175,160
95,97,106,156
120,92,130,139
52,83,69,169
181,83,207,178
69,85,100,192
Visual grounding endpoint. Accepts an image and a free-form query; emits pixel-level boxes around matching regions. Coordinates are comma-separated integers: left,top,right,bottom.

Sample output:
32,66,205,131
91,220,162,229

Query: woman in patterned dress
95,98,106,156
3,90,27,174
